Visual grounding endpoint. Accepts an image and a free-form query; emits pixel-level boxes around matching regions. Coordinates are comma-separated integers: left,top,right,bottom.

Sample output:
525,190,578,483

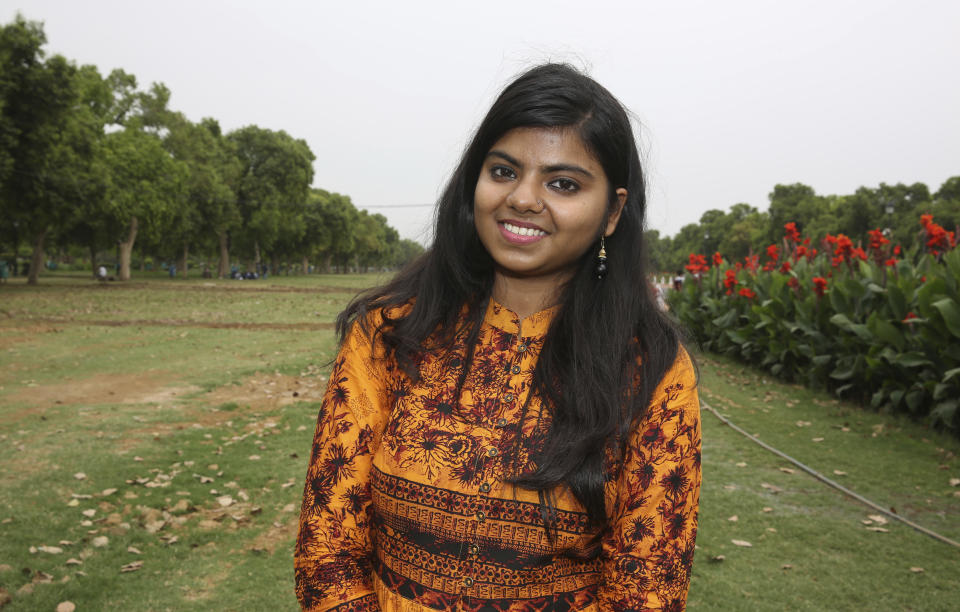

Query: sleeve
294,317,392,611
598,347,702,611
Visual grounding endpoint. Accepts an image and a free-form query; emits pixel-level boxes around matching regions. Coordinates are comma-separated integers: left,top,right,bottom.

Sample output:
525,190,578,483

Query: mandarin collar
483,298,558,338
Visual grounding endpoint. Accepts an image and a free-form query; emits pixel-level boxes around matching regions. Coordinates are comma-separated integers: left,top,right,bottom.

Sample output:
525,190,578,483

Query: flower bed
669,217,960,430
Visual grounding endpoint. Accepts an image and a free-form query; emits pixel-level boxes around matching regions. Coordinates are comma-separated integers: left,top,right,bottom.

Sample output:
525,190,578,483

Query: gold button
468,544,479,555
479,482,491,493
518,343,527,352
511,365,521,374
496,418,508,428
487,448,498,457
476,511,485,522
504,393,514,402
464,576,474,587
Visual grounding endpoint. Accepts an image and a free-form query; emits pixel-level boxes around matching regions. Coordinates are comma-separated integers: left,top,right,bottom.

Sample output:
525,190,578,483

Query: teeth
503,222,546,237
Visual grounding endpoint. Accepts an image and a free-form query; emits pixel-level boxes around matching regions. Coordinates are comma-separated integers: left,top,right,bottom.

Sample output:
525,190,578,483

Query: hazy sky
7,0,959,243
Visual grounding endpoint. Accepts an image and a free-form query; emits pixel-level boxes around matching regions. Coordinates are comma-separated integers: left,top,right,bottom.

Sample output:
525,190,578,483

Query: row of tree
648,181,960,274
0,15,422,284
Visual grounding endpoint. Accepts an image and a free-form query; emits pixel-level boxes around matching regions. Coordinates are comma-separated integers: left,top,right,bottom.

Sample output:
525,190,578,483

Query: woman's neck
491,270,569,319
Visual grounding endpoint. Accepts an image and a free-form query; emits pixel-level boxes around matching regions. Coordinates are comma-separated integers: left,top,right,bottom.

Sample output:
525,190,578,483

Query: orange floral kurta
295,301,701,611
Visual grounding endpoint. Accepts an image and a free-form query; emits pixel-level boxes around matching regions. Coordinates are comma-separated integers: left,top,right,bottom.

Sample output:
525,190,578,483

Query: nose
506,179,542,213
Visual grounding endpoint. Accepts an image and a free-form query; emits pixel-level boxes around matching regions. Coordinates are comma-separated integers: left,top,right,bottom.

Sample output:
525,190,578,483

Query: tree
163,115,239,277
227,126,315,269
101,127,185,280
0,15,100,284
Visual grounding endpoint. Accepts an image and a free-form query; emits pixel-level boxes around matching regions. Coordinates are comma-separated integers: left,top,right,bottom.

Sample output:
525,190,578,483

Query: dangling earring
595,236,608,279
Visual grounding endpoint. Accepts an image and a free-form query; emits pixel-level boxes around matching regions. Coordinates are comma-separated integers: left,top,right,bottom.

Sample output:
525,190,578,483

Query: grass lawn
1,272,958,610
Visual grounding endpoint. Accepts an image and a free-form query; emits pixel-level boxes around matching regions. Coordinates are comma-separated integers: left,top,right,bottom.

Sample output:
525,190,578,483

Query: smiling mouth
501,221,547,237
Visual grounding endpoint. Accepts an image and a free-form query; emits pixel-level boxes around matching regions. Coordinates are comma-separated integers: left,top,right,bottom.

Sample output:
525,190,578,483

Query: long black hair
337,63,685,528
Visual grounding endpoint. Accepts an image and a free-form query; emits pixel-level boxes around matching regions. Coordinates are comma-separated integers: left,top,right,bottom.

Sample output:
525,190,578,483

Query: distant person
295,64,701,611
673,268,685,291
96,265,107,281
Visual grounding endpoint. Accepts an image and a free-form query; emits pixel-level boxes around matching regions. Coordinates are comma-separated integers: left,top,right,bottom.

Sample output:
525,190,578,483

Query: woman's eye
549,178,579,193
490,166,516,180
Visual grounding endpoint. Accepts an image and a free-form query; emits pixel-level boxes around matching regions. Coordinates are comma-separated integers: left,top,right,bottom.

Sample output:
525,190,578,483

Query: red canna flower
893,245,901,256
713,252,723,266
794,245,807,262
903,312,917,324
738,287,756,299
784,222,801,243
779,261,792,274
884,257,898,267
685,253,710,274
787,276,799,289
812,276,828,298
723,269,738,290
744,254,759,273
867,228,890,252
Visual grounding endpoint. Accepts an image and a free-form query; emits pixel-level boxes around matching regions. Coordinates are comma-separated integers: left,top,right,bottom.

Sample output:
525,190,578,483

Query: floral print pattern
295,301,701,611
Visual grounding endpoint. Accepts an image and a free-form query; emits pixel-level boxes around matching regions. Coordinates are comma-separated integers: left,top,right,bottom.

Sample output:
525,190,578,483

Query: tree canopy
0,14,422,283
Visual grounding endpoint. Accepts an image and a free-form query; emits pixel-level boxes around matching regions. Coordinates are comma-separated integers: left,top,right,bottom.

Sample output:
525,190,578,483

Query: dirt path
5,316,335,331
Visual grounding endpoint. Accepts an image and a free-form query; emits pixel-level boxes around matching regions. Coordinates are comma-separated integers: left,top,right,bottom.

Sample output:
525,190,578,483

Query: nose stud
534,199,545,212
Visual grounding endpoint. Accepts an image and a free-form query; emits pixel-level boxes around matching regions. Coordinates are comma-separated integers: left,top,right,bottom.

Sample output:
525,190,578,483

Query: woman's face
473,126,626,284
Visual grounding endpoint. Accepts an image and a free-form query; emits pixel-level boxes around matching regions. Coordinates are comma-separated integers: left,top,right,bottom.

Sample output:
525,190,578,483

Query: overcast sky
7,0,959,243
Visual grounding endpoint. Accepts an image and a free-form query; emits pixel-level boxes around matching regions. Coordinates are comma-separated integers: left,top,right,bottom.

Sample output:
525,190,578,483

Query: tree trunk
27,229,47,285
271,255,279,277
118,216,138,281
179,242,189,279
139,244,146,272
302,255,309,275
253,240,261,273
89,243,98,278
217,231,230,279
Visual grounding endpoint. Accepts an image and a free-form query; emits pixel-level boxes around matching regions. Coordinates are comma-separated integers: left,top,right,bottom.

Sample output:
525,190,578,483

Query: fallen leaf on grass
92,536,109,548
949,478,960,487
56,602,76,612
910,567,924,573
760,483,783,493
735,462,747,467
248,455,261,461
216,495,234,508
710,555,725,562
811,437,824,443
868,514,888,525
37,545,63,554
833,470,847,476
781,564,793,570
66,499,79,507
779,467,796,474
766,528,777,533
120,561,143,573
282,503,297,513
731,539,753,548
65,559,82,566
762,507,772,513
81,509,96,518
727,515,738,522
865,527,889,533
73,473,86,480
127,546,142,554
795,421,811,427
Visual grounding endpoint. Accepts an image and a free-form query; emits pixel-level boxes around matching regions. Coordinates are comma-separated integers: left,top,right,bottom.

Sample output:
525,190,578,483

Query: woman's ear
604,188,628,236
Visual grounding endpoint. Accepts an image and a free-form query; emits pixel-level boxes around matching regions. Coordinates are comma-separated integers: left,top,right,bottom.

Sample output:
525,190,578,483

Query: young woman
295,63,701,611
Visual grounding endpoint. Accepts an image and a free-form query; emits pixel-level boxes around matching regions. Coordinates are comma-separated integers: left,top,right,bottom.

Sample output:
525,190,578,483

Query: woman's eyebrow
543,163,594,178
486,151,595,179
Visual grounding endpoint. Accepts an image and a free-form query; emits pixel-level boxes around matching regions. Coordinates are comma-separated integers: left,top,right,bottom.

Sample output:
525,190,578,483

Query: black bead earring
595,236,608,279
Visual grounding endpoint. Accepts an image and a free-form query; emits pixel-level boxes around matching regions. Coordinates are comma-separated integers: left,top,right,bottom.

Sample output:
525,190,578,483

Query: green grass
1,273,959,610
688,352,960,611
